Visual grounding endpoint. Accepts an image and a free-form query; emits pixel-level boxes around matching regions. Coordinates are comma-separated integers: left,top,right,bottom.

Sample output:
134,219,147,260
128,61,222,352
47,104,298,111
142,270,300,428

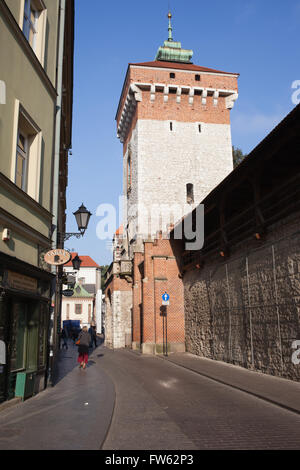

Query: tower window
186,183,194,204
170,73,175,79
170,122,173,131
195,74,201,81
127,153,132,192
198,124,202,133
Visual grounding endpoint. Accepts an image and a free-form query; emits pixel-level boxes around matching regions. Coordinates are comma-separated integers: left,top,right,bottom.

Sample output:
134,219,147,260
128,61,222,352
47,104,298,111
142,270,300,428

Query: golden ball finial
168,11,172,19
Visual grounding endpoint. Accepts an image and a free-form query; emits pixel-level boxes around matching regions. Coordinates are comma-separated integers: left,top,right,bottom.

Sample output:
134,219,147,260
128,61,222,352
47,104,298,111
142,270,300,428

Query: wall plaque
7,271,38,292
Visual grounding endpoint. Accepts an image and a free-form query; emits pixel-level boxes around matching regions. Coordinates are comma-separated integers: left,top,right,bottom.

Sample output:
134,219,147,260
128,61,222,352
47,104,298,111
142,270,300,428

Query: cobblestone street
1,342,299,451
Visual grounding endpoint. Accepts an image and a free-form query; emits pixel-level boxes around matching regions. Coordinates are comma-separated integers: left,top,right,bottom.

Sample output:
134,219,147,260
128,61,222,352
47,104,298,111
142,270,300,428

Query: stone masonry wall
136,119,233,237
184,212,300,381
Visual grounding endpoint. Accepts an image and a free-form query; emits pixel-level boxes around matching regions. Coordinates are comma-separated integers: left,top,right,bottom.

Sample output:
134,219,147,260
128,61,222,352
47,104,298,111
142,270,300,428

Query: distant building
61,282,94,329
62,253,102,330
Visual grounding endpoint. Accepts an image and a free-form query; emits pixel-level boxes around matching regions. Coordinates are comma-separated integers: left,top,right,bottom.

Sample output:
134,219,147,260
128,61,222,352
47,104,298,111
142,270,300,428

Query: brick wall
132,235,185,353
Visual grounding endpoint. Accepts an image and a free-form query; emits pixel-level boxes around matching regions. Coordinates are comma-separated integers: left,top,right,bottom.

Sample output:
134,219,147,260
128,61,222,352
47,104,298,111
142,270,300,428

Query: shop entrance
0,296,45,403
0,297,9,403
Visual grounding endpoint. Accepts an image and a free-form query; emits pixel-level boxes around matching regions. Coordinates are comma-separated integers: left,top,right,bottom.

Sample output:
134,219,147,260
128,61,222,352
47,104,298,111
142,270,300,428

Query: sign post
161,292,169,356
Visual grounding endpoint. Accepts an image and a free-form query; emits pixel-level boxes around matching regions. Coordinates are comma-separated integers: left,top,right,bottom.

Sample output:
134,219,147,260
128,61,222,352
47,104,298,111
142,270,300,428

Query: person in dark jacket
61,328,68,350
88,325,97,348
77,326,91,369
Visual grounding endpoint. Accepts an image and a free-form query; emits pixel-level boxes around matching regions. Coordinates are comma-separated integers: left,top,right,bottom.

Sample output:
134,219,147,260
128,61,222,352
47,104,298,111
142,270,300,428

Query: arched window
186,183,194,204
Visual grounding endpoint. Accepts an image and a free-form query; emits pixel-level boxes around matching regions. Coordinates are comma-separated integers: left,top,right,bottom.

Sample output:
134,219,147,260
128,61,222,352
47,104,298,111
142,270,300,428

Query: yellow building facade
0,0,74,403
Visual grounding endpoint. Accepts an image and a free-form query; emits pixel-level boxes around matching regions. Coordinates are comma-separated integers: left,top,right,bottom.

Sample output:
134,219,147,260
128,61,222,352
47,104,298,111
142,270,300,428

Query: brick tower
105,12,239,353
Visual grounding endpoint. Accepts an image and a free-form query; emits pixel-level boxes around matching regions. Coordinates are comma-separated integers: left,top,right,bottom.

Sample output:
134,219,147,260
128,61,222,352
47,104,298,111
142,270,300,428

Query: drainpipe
48,0,66,386
0,80,6,104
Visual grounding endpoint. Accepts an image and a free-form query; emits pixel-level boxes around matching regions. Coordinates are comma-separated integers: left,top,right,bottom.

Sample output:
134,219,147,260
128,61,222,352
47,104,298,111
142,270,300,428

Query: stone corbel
176,87,182,103
189,88,194,105
213,90,219,106
201,89,207,105
150,84,155,102
164,86,168,103
226,92,238,109
130,84,142,102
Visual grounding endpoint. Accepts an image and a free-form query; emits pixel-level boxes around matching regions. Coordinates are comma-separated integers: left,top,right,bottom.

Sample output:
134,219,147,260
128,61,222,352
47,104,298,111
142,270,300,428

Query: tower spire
168,11,173,41
155,11,193,63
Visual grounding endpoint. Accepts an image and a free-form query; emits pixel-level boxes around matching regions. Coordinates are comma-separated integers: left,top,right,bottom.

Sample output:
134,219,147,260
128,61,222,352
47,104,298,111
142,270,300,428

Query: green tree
101,265,110,291
232,146,247,168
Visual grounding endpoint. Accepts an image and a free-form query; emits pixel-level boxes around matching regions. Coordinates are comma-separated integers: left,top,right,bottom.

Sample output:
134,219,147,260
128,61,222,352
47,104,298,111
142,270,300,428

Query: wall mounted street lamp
63,203,92,241
71,254,82,271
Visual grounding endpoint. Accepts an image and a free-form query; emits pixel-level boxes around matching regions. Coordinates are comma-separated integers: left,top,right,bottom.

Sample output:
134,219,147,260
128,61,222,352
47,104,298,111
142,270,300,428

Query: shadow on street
53,336,105,385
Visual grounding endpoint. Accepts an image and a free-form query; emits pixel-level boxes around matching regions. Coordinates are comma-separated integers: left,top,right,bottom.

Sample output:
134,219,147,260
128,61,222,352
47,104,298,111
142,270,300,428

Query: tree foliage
101,264,110,291
232,146,247,168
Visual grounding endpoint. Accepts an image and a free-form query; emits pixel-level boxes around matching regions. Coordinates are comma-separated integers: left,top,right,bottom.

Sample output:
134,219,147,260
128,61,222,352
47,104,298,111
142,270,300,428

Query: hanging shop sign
44,249,71,266
62,289,74,297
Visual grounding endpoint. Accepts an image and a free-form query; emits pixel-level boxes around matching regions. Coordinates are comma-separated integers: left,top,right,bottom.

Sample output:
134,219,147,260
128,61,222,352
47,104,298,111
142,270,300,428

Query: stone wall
184,212,300,381
125,119,233,241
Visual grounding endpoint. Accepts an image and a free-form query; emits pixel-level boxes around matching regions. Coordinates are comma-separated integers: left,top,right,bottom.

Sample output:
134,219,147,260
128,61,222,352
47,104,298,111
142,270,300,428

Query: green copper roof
71,283,94,298
155,12,193,64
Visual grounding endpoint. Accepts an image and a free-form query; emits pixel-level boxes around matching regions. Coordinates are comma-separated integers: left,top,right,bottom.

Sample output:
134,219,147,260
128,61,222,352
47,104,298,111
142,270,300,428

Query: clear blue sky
65,0,300,267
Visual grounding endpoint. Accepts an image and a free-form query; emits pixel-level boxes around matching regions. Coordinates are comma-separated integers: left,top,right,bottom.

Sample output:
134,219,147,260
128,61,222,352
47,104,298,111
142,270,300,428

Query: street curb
88,348,117,451
0,397,22,413
157,355,300,416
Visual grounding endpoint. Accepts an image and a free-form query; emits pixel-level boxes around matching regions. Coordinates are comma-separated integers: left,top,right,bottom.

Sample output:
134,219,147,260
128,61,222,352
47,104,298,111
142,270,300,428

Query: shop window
10,303,27,372
38,303,48,369
26,306,39,371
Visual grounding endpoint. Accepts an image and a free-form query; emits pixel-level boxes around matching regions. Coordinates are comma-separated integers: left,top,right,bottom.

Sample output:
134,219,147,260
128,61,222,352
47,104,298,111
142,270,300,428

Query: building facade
0,0,74,403
62,253,101,331
105,13,239,353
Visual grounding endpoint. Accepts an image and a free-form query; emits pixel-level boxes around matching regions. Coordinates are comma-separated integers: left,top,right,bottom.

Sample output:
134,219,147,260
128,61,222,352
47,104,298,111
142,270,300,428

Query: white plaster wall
61,298,94,327
64,266,99,285
125,119,233,238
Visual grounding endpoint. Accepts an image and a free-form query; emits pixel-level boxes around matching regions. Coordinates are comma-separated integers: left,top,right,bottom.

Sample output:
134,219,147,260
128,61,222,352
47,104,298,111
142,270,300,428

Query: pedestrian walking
89,325,97,348
71,328,77,344
61,328,68,349
77,326,91,369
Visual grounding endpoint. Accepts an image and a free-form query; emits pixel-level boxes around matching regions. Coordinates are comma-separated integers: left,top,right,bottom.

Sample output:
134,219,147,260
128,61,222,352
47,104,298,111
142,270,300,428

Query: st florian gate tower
105,13,239,353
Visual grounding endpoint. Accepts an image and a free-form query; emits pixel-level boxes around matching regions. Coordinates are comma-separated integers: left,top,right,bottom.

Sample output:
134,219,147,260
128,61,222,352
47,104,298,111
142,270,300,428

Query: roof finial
168,11,173,41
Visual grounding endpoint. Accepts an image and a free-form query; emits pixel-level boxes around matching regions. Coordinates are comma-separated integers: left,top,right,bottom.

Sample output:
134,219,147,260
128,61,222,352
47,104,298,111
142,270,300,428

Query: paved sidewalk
0,340,115,450
159,352,300,414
